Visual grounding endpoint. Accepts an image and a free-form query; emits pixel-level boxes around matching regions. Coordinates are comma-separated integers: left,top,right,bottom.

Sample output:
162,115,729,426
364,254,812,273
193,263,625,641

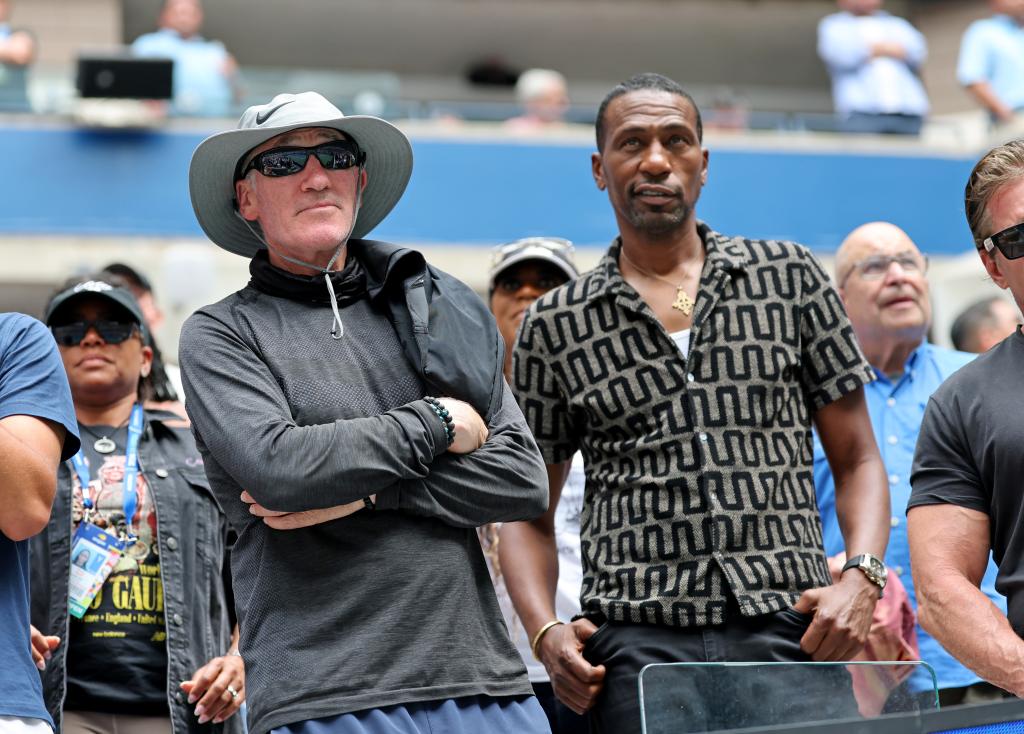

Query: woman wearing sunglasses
27,278,244,734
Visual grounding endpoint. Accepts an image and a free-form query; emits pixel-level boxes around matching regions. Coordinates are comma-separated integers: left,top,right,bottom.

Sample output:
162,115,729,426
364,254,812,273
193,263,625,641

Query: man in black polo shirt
503,73,891,731
908,139,1024,697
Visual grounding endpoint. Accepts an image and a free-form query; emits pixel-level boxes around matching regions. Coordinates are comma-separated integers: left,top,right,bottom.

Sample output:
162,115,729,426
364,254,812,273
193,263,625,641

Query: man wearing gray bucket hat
178,92,550,734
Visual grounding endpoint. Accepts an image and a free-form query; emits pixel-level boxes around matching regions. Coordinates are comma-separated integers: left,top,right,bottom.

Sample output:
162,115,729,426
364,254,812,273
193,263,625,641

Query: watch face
864,556,887,585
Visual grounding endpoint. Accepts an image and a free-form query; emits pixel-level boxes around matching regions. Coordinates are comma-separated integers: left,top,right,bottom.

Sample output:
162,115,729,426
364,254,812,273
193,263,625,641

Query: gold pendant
673,288,695,316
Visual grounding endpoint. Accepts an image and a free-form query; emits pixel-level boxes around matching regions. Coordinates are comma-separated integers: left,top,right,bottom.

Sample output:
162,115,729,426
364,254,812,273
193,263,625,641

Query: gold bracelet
530,620,564,661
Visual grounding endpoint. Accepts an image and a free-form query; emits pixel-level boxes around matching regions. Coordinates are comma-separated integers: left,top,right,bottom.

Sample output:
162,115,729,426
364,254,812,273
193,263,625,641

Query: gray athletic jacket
179,241,548,734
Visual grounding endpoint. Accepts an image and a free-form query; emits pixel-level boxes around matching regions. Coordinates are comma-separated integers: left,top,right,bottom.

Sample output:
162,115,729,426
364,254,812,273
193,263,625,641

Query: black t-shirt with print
64,424,169,715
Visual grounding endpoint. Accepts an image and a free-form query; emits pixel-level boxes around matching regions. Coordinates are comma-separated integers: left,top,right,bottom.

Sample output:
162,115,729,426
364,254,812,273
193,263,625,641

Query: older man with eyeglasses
814,221,1008,707
909,140,1024,699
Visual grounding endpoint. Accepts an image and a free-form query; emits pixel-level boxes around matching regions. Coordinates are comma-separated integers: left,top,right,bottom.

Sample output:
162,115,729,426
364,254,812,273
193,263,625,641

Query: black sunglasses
51,320,137,347
237,140,365,180
983,222,1024,260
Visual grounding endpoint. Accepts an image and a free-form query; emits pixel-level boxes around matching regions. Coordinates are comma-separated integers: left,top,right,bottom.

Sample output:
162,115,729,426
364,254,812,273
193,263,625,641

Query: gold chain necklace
619,248,697,316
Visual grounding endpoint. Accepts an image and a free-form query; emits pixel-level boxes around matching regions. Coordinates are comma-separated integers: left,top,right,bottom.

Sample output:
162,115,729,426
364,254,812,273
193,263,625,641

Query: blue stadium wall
0,122,979,255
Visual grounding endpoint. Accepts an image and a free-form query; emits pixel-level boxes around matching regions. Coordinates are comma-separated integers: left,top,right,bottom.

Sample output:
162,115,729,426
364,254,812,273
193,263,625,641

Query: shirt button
687,373,695,383
166,536,178,551
887,435,898,445
890,517,900,528
886,398,896,407
172,613,183,626
698,432,708,442
155,469,169,479
889,474,900,485
894,566,904,576
175,691,184,704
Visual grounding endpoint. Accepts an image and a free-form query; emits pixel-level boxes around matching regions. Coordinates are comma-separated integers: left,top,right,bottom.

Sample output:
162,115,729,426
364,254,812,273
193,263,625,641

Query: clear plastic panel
639,661,938,734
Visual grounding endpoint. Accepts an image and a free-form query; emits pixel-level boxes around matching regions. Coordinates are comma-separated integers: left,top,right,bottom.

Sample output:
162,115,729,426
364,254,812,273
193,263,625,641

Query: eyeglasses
237,140,365,180
842,252,928,285
51,320,137,347
983,222,1024,260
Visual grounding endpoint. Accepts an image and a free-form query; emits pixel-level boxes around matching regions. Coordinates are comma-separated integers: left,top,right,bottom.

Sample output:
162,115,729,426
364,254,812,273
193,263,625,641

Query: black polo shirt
513,222,874,628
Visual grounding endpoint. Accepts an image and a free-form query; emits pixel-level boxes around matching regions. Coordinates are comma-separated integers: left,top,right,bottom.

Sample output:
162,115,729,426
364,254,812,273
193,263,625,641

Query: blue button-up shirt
818,10,929,117
958,14,1024,113
814,341,1005,693
131,28,233,117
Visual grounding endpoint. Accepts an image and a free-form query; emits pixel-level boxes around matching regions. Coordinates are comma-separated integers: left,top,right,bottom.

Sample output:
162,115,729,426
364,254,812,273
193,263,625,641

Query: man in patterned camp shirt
503,72,891,732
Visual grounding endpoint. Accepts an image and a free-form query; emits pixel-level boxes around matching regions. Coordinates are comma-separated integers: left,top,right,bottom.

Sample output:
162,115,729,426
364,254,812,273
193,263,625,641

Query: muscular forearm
918,576,1024,694
500,519,561,639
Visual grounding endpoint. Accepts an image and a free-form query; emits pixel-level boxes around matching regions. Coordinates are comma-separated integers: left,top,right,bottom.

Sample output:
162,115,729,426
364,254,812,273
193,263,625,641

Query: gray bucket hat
189,91,413,258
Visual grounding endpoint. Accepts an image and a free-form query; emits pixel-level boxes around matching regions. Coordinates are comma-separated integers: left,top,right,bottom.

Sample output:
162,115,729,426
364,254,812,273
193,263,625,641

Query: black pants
582,606,859,734
533,681,590,734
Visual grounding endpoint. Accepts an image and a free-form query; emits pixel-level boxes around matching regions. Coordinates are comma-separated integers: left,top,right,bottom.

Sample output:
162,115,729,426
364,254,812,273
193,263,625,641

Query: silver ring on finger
227,685,239,700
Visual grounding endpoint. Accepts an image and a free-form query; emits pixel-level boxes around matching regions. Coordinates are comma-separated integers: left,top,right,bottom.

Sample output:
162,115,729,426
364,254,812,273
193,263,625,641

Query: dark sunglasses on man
51,320,138,347
983,222,1024,260
236,140,365,180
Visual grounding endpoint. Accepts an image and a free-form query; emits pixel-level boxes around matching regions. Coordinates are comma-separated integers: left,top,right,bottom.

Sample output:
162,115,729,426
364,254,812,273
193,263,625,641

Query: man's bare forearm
834,454,889,560
500,459,570,638
909,503,1024,694
966,81,1013,121
500,519,560,638
917,572,1024,694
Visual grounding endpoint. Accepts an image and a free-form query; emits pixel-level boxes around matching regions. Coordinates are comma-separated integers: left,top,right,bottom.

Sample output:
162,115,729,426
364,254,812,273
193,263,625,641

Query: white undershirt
669,328,691,359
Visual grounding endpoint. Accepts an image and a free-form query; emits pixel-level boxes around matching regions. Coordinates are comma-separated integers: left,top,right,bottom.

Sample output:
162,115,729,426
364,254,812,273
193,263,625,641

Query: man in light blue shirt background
957,0,1024,125
132,0,238,117
813,222,1009,705
818,0,929,135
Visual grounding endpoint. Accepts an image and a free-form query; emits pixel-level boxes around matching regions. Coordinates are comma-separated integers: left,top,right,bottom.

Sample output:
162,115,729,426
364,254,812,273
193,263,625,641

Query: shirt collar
588,221,750,304
993,14,1023,29
160,27,206,42
872,339,929,385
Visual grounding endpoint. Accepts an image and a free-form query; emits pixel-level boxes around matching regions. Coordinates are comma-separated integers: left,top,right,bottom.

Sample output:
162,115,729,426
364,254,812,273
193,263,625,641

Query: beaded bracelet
423,396,456,447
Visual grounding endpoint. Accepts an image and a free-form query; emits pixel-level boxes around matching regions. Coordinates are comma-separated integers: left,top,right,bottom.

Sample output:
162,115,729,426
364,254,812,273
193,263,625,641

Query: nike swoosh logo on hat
256,100,293,125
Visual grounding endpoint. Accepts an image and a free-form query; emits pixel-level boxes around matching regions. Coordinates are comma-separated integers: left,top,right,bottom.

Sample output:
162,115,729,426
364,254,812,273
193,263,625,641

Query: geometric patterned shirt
513,223,875,628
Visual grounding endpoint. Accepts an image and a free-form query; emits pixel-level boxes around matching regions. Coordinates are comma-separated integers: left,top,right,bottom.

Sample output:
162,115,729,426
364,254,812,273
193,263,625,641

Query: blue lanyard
70,404,145,543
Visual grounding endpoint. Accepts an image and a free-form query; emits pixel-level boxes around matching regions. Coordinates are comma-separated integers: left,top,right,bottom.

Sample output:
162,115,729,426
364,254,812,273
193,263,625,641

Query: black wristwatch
842,553,887,597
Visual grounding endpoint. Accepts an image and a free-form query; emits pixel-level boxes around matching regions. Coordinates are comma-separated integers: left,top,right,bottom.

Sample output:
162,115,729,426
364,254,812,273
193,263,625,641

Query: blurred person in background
100,262,183,410
132,0,238,117
0,0,34,110
0,311,78,734
29,278,243,734
505,69,571,131
957,0,1024,130
950,295,1022,353
477,237,588,734
909,139,1024,699
818,0,929,135
815,222,1008,707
